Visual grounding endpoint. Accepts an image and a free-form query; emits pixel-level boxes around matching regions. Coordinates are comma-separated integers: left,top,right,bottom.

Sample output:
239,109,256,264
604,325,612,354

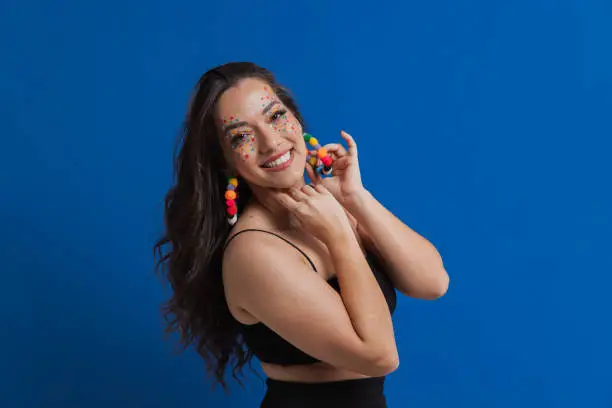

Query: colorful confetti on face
267,105,294,134
221,115,255,162
221,85,301,163
260,86,274,109
259,87,299,135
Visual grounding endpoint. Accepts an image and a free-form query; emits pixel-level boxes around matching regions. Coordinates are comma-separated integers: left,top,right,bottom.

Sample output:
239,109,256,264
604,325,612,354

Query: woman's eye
270,110,287,121
231,134,248,148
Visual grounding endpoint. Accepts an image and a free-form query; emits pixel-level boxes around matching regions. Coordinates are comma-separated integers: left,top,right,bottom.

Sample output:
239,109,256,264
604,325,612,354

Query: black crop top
225,229,397,366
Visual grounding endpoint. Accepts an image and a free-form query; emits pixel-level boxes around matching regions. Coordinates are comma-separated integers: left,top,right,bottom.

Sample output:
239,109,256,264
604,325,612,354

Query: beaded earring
303,132,333,176
225,177,239,226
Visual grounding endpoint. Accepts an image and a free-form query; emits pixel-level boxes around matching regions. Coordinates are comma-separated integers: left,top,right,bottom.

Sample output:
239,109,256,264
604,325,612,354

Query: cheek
232,135,257,162
287,116,300,133
271,114,300,134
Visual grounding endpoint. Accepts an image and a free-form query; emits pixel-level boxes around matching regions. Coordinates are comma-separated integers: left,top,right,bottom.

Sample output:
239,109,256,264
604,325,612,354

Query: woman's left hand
305,130,366,209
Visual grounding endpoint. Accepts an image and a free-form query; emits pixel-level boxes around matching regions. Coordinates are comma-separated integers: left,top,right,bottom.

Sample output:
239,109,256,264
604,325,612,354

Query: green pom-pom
303,132,312,141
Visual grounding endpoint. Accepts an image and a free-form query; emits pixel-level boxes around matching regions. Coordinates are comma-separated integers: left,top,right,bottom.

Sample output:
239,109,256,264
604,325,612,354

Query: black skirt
260,376,387,408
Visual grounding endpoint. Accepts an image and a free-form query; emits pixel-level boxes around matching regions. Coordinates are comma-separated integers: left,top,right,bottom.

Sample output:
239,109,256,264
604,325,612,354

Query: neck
248,178,307,230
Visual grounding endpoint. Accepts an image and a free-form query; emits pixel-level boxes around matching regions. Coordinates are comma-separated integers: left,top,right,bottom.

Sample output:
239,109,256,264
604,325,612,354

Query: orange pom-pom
225,190,237,200
317,148,328,158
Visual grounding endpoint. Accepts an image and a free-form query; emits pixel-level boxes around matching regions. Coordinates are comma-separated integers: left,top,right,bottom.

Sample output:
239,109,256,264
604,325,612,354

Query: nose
257,126,283,154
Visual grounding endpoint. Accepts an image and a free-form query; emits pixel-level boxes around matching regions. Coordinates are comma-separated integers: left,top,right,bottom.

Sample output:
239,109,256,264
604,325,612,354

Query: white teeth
263,151,291,168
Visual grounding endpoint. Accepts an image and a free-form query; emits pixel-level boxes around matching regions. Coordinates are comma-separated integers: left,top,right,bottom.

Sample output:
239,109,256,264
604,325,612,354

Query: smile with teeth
262,151,292,168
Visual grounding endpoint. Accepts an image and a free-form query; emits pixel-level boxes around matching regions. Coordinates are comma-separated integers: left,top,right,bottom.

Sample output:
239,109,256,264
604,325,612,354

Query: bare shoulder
222,226,311,291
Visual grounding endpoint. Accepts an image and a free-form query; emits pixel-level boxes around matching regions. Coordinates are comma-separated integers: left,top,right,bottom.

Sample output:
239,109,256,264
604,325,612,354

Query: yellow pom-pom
317,147,327,158
228,178,238,187
309,156,318,166
308,137,318,146
225,190,237,200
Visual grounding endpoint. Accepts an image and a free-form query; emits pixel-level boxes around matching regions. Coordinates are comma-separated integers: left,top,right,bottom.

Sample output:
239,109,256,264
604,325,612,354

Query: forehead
215,78,279,121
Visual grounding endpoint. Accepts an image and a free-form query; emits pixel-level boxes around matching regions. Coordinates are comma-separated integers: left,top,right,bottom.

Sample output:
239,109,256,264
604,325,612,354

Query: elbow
409,268,449,300
378,354,400,376
367,351,400,377
401,268,449,300
384,352,400,375
428,271,449,299
428,255,449,297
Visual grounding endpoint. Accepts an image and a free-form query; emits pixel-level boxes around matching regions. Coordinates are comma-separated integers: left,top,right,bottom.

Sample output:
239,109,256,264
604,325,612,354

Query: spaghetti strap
224,229,318,272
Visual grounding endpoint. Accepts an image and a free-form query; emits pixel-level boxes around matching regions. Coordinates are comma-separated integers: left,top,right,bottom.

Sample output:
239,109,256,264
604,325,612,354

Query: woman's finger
305,160,321,183
333,156,351,171
321,143,348,157
290,186,310,201
301,184,318,197
309,144,346,163
313,183,329,195
273,191,298,210
340,130,357,157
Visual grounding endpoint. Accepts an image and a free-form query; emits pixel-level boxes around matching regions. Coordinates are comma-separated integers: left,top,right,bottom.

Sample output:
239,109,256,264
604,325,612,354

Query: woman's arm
326,223,399,369
347,189,449,299
224,227,399,377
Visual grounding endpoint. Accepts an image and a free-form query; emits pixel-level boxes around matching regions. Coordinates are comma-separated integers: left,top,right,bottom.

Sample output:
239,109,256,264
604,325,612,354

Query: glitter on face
221,86,301,163
222,115,255,162
260,87,273,108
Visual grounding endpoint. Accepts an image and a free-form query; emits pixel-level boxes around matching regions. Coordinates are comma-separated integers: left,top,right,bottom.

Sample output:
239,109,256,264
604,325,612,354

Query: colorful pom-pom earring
225,177,239,226
303,132,333,176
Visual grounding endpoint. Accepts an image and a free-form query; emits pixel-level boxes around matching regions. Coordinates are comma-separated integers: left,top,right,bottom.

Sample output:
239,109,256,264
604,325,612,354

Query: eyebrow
262,100,280,114
223,100,281,134
223,121,249,134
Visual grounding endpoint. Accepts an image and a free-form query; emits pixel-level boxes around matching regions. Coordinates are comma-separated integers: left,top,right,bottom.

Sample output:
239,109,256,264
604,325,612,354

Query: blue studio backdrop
2,1,611,407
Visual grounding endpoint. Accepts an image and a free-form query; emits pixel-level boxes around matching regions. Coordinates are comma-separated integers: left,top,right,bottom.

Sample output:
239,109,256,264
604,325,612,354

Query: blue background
2,1,611,407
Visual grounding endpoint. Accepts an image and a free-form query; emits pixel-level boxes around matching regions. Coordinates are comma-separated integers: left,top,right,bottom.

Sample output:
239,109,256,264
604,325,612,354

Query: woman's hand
272,184,353,245
305,130,366,209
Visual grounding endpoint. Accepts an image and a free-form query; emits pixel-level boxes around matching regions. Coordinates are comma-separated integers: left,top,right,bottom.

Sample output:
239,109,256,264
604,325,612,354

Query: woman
154,62,449,407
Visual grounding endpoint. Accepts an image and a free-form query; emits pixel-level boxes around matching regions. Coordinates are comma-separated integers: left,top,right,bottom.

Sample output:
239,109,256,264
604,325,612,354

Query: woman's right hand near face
273,183,353,245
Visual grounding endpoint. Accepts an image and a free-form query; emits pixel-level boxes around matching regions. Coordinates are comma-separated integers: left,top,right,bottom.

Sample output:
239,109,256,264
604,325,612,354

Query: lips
260,149,294,172
260,149,292,167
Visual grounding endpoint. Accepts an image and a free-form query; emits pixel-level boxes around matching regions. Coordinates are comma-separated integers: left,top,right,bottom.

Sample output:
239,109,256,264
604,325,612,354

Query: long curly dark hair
153,62,307,393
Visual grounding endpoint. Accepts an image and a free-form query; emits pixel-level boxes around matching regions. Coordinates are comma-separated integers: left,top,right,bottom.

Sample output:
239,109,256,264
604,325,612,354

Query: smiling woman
154,62,448,407
215,79,308,188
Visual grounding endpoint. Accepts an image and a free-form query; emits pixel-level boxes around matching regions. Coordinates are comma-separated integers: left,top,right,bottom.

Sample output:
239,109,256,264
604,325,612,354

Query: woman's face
215,78,306,189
